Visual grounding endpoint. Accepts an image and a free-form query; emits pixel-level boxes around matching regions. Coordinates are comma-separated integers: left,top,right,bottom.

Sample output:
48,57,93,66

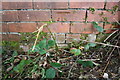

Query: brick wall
2,1,120,46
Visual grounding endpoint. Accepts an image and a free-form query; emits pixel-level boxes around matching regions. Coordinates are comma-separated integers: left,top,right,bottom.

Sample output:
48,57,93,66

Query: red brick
39,22,70,33
33,2,68,9
106,2,119,9
2,23,37,32
18,10,51,21
2,23,8,32
87,10,120,22
70,2,104,9
71,23,103,33
66,34,81,43
1,34,20,41
2,2,32,10
52,10,86,21
104,24,119,33
2,11,19,21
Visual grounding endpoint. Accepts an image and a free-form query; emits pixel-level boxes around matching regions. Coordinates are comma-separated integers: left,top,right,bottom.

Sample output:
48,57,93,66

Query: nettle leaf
88,43,96,47
46,68,56,78
48,40,55,47
77,60,94,67
50,62,62,68
94,25,104,32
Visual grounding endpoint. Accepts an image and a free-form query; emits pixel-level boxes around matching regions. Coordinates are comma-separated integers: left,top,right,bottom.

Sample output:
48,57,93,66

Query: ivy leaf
88,43,96,47
46,68,56,78
94,25,104,32
50,62,62,68
77,60,94,67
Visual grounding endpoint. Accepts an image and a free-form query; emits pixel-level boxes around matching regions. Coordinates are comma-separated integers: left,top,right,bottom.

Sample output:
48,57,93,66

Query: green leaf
84,44,89,50
92,21,98,25
92,21,104,32
77,60,94,67
74,49,81,56
41,68,46,78
38,39,46,49
12,51,18,57
39,49,46,55
50,62,62,68
46,68,56,78
70,48,81,56
48,40,55,47
94,25,104,32
70,48,77,54
13,60,32,73
88,43,96,47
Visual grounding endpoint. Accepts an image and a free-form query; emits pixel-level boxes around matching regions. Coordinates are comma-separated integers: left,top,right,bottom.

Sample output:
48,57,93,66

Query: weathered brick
18,10,51,21
33,2,68,9
2,11,19,21
70,2,104,9
87,10,120,22
2,23,37,32
104,24,119,33
55,33,66,43
106,2,119,9
57,43,68,47
1,34,20,41
39,22,70,33
52,10,86,21
71,23,103,33
66,34,81,43
2,2,32,10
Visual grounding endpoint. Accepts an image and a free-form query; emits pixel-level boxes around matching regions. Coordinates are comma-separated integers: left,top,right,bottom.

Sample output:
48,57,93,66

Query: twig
102,41,118,73
68,37,120,48
104,29,119,42
32,24,47,51
106,41,118,61
102,61,110,74
113,18,120,25
67,56,79,78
